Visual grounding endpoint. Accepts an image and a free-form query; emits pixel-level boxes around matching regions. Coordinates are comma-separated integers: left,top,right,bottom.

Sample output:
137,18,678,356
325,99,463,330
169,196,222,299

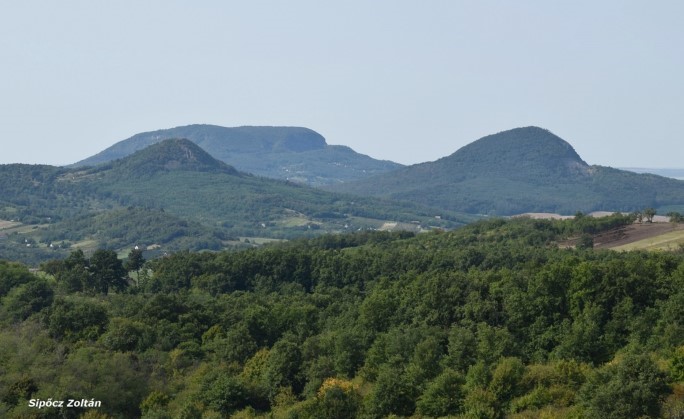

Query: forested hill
1,215,682,417
71,125,402,186
0,139,470,265
329,126,684,215
102,138,239,177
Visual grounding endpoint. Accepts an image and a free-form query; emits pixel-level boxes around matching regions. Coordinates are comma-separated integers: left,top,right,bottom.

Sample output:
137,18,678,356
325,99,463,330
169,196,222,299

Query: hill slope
105,137,239,176
1,140,471,264
72,125,402,185
330,127,684,215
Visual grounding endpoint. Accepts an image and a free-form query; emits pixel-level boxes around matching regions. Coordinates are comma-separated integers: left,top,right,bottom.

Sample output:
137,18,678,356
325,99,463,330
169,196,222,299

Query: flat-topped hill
72,125,402,185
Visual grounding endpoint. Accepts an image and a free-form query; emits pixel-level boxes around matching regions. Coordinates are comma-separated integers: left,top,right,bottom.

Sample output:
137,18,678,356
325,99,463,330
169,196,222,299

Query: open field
0,220,23,230
238,236,286,245
0,222,49,235
594,223,684,250
516,213,684,251
609,226,684,251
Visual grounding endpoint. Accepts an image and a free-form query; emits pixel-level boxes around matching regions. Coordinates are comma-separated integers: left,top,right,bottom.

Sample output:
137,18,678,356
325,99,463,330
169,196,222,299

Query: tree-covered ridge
1,215,682,418
0,141,470,265
432,127,588,179
330,127,684,215
71,125,403,186
97,138,239,177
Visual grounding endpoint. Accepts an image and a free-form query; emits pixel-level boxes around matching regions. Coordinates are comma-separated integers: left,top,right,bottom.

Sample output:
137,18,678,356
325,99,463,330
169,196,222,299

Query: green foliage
89,249,128,293
669,346,684,382
667,211,684,223
0,260,36,297
59,346,149,417
47,297,109,342
2,279,54,322
140,390,170,417
300,378,361,419
0,217,682,417
199,371,249,415
489,357,525,404
125,248,145,273
100,317,153,352
416,369,465,417
265,336,304,400
0,375,38,407
578,352,669,418
50,249,129,294
364,363,418,418
463,387,500,419
576,233,594,249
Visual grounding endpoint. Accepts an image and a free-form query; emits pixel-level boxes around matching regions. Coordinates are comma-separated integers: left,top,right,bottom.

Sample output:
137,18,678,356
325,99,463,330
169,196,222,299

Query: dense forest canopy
0,214,683,418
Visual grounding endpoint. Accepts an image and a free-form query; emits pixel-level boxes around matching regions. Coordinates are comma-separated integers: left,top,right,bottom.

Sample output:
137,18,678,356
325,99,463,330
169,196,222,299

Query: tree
364,364,418,418
416,369,465,417
124,248,145,287
667,211,683,223
576,233,594,250
304,378,361,419
0,260,36,297
265,337,303,400
488,357,525,404
3,279,54,321
100,317,152,352
89,249,128,294
635,212,644,223
64,249,88,271
52,249,91,292
47,298,109,342
643,208,657,223
200,372,249,415
578,352,669,419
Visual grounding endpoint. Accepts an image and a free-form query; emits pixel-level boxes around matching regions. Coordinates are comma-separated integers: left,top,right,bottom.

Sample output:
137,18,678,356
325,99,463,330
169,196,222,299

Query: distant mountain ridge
72,125,402,185
329,126,684,215
621,167,684,180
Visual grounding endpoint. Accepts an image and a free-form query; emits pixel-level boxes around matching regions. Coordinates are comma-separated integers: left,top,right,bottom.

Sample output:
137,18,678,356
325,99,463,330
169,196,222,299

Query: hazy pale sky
1,1,683,167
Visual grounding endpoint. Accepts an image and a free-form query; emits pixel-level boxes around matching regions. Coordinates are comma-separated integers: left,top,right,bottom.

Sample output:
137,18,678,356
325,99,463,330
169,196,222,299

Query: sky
1,1,683,168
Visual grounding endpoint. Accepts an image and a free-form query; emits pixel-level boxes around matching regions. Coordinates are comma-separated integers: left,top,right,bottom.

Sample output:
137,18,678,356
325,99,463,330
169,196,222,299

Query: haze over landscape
2,1,684,169
3,3,684,418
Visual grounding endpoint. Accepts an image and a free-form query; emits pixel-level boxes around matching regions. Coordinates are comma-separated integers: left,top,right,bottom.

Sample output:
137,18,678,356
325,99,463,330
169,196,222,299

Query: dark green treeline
1,214,683,418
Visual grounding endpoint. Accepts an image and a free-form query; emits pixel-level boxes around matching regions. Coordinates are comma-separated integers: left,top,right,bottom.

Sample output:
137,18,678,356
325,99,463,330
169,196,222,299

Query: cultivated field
0,220,22,230
515,212,684,251
591,222,684,250
607,224,684,251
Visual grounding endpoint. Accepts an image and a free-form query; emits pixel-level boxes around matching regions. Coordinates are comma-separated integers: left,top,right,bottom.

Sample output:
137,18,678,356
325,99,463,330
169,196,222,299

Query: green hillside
72,125,402,186
330,127,684,215
99,138,239,177
0,140,471,265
